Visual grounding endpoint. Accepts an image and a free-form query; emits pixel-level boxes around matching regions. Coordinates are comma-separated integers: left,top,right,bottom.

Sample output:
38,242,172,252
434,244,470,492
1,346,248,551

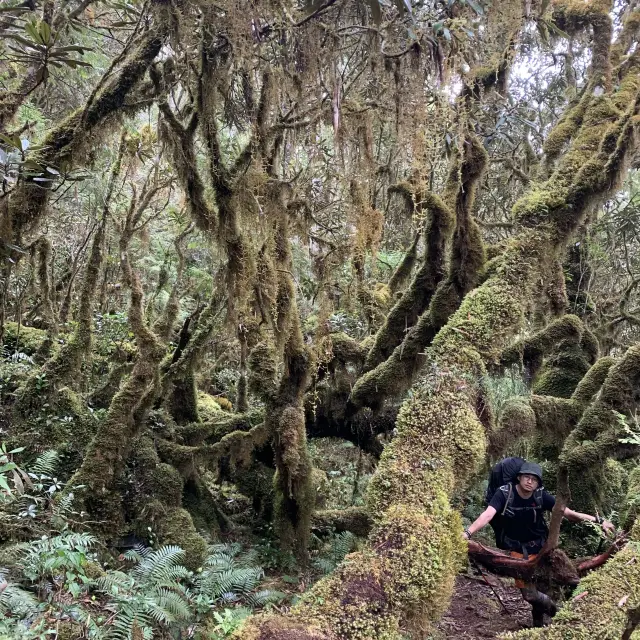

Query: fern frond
245,589,286,607
95,570,134,594
133,545,185,583
0,583,39,616
30,450,59,477
152,588,191,620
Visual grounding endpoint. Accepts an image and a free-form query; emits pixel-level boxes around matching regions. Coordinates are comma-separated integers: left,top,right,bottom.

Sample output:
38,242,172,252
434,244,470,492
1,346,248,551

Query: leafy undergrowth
0,538,285,640
0,446,361,640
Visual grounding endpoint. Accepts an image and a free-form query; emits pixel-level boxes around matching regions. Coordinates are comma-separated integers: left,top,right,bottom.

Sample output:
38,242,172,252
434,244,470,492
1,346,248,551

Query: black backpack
484,457,545,549
484,457,525,506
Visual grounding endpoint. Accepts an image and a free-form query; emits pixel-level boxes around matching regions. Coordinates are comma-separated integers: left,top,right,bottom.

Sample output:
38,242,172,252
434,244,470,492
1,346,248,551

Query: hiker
463,460,615,627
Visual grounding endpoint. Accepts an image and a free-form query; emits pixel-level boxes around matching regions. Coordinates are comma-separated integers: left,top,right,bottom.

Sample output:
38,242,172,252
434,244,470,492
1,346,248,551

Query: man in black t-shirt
463,461,614,627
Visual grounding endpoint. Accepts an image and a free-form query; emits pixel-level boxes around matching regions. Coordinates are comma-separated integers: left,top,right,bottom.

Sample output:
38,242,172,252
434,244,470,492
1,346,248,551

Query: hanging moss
363,192,454,372
236,29,640,639
351,134,489,411
8,13,168,245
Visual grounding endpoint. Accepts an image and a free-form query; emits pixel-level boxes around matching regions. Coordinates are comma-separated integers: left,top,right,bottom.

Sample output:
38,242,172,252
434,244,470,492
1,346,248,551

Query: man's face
518,473,539,492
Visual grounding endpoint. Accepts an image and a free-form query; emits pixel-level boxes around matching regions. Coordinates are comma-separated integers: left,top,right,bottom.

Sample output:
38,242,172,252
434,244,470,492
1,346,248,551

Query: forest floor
436,573,533,638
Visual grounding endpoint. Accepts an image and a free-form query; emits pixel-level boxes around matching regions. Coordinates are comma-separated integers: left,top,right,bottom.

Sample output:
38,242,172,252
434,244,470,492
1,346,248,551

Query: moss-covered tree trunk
233,18,640,638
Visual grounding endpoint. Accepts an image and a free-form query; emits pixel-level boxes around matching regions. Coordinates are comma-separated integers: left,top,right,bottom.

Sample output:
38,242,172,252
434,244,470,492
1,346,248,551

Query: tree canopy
3,0,640,639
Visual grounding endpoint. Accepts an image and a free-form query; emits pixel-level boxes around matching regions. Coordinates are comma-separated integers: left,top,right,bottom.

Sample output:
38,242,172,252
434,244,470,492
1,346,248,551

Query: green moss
532,333,597,398
363,192,454,372
2,322,50,356
55,622,81,640
179,408,264,445
148,502,208,571
501,314,584,377
622,465,640,530
488,396,536,457
571,356,615,407
151,463,184,507
197,391,223,422
543,96,590,162
311,507,372,537
329,332,368,365
387,233,420,295
248,340,278,401
502,540,640,639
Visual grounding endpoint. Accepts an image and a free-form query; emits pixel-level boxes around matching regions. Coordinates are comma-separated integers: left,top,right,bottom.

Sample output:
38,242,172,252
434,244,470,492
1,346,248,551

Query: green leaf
38,20,51,45
0,475,12,494
25,21,44,45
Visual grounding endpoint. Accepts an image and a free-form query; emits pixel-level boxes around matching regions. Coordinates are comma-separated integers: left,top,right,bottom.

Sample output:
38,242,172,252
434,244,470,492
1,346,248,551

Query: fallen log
576,533,628,575
468,534,627,585
468,540,579,585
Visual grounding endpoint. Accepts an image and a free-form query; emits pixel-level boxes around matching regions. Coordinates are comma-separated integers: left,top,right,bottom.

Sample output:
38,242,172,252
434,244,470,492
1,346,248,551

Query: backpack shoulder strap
533,487,544,508
500,483,513,516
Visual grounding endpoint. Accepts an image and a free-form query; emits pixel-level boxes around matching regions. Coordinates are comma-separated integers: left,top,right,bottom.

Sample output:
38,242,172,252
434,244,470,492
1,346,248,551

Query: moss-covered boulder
197,391,223,422
2,322,51,356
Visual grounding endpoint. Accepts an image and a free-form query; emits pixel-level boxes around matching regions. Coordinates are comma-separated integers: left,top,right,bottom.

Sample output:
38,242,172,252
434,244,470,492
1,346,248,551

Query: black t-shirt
489,484,556,551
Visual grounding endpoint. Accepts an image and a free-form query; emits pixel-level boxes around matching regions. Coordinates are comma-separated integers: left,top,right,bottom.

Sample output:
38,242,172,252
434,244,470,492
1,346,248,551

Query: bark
13,134,125,422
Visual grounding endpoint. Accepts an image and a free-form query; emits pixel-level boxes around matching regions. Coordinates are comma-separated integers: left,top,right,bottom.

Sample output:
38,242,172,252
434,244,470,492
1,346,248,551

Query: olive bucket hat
518,461,543,484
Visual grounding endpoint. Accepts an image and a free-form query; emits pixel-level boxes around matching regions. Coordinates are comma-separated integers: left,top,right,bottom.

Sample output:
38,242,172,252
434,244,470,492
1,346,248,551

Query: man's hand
601,519,615,536
463,528,471,540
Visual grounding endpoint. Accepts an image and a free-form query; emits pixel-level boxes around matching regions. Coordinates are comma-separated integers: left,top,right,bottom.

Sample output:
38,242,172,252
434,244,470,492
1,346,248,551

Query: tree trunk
234,41,640,639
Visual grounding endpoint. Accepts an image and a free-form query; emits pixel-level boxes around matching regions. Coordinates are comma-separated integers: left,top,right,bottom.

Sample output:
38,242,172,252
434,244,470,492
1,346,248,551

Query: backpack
484,457,525,506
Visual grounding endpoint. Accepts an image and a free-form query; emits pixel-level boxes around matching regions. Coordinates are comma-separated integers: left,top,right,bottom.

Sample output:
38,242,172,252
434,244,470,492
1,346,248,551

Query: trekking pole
470,558,511,615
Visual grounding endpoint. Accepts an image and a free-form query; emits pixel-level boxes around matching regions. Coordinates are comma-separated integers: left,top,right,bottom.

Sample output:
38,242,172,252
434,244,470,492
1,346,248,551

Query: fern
0,582,39,617
245,589,286,607
97,544,192,640
312,531,357,575
29,450,59,477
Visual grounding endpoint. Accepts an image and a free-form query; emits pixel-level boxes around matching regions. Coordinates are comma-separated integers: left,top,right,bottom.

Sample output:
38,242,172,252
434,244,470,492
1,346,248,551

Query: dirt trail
436,573,533,638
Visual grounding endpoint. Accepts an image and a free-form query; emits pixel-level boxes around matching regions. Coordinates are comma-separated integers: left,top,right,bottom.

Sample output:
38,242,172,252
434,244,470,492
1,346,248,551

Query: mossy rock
197,391,223,422
2,322,50,356
151,504,208,571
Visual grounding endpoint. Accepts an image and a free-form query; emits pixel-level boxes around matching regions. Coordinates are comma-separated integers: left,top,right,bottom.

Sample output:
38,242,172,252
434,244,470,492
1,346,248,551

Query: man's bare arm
563,507,615,534
464,506,497,538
